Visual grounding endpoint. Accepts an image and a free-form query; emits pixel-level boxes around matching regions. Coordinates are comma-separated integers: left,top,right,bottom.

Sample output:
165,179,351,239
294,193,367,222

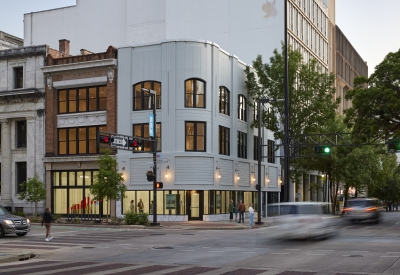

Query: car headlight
3,220,14,225
26,219,30,224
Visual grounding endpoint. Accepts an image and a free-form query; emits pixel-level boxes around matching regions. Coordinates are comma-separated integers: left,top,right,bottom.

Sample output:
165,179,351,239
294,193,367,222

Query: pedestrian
138,198,144,213
248,203,254,229
150,200,153,214
130,200,135,212
233,203,239,222
41,207,55,241
228,200,234,221
238,200,245,223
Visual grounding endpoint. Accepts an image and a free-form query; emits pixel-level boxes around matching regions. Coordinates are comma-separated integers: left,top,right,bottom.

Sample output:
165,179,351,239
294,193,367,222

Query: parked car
0,205,30,237
342,197,382,224
270,202,337,239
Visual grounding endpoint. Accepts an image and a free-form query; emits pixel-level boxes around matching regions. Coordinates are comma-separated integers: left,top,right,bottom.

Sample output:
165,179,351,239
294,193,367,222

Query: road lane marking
307,254,325,256
209,251,225,252
318,250,334,252
273,253,290,254
241,252,256,253
225,247,239,249
122,248,138,250
179,250,194,252
29,231,77,236
285,249,301,251
381,256,400,258
351,251,369,253
202,247,211,248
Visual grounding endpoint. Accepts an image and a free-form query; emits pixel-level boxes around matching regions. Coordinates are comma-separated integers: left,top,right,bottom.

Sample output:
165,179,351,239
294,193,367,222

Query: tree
18,173,47,217
345,48,400,140
90,149,127,222
245,44,340,186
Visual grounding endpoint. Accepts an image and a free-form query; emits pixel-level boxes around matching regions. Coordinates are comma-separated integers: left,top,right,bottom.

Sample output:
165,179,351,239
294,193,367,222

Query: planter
147,175,155,182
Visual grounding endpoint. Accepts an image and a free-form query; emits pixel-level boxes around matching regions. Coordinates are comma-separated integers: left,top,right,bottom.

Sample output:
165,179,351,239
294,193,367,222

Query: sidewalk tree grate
153,246,174,250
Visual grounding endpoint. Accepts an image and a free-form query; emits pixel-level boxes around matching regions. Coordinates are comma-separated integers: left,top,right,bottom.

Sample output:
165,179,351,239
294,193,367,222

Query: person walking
41,207,55,241
248,203,255,229
238,200,245,223
228,200,234,221
138,198,144,213
233,203,239,222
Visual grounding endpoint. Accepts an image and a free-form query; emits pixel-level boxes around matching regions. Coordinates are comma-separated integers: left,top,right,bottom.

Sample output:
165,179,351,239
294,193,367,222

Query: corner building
117,40,281,221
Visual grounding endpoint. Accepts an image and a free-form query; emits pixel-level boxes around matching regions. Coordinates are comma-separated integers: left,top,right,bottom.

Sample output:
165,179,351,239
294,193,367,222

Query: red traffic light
129,139,141,148
99,135,110,144
155,182,163,189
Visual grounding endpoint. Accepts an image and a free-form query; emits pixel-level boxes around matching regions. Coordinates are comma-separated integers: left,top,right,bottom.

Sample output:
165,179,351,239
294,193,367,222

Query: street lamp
141,88,159,226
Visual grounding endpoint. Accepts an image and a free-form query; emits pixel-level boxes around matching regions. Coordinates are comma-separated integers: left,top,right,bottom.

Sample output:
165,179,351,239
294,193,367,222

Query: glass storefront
52,170,109,216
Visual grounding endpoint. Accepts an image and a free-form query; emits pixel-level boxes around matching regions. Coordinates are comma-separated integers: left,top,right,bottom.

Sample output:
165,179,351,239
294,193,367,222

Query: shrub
124,211,149,226
110,216,124,224
52,214,62,221
32,217,41,223
12,212,26,217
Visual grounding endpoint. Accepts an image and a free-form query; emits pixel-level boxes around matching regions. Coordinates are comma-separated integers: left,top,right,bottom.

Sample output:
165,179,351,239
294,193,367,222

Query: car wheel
16,232,27,237
0,225,5,238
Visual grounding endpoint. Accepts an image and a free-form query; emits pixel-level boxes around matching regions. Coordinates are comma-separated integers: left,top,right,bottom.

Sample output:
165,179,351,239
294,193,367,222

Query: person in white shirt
248,203,255,229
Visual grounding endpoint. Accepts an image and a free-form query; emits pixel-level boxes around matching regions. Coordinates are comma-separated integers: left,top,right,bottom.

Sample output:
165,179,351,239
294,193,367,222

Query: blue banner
149,113,154,137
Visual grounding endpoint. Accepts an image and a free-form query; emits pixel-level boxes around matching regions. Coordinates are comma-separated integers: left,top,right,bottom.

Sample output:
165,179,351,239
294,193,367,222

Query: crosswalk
0,260,372,275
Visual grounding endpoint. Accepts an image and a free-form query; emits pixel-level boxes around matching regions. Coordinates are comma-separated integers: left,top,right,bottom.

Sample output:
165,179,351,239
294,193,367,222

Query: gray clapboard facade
116,40,281,221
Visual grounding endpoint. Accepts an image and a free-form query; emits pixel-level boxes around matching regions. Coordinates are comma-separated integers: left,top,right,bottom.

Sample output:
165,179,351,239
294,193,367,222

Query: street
2,212,400,274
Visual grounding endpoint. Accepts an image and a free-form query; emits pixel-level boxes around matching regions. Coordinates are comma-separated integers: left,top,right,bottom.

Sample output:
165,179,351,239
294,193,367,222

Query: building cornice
42,59,117,73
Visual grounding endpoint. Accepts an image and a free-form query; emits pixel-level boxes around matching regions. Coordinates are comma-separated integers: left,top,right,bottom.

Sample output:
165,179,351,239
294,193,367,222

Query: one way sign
111,136,128,148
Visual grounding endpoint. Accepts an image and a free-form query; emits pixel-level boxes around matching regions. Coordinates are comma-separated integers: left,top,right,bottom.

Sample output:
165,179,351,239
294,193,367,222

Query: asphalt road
2,212,400,274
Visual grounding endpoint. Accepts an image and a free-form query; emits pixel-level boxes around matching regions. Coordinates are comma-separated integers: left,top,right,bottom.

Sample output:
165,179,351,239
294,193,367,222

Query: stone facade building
0,45,47,214
42,40,117,217
0,31,23,50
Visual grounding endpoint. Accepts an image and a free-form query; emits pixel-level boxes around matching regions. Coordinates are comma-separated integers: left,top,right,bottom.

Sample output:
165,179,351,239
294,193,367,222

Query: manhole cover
82,247,95,249
348,255,363,257
153,246,173,250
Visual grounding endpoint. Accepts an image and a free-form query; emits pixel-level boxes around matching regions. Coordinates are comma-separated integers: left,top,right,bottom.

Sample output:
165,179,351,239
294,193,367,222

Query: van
342,197,382,224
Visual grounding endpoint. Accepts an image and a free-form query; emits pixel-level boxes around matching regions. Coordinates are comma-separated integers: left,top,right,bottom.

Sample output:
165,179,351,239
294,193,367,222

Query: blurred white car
269,202,337,239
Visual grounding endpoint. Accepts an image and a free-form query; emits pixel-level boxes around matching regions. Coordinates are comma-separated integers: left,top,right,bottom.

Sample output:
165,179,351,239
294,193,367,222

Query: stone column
26,117,36,179
1,119,12,203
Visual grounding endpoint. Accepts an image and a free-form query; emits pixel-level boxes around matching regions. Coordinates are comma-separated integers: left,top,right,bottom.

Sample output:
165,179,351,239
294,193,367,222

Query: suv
0,205,31,237
342,198,382,224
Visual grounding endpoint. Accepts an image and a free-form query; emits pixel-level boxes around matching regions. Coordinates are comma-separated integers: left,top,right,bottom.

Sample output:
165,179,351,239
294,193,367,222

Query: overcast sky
1,0,399,76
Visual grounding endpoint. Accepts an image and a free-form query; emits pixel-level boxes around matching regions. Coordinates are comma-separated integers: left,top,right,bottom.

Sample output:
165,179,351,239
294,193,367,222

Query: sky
1,0,399,76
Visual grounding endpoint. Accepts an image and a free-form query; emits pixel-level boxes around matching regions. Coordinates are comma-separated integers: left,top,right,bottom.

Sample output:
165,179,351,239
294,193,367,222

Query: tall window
238,95,247,121
268,139,275,163
218,126,230,156
58,86,107,114
59,126,106,155
185,122,206,151
133,81,161,111
16,120,27,148
14,67,23,89
185,79,205,108
133,123,162,152
219,86,230,115
237,131,247,159
16,162,27,193
253,136,259,161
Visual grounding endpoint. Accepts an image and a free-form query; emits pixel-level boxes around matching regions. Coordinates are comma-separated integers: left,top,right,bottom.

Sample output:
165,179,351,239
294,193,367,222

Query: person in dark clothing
238,200,245,223
41,207,55,241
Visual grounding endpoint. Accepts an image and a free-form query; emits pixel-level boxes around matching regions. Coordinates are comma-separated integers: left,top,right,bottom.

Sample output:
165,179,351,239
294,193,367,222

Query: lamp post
141,88,159,226
283,0,290,202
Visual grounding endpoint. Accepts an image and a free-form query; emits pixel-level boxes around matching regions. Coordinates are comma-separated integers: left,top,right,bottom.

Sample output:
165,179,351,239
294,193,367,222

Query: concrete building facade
0,45,47,214
117,40,281,221
0,31,23,50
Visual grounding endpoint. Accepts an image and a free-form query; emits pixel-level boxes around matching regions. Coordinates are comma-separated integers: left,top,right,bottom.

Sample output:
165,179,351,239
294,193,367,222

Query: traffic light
255,184,261,191
129,139,142,149
388,138,400,152
314,146,331,155
99,135,111,144
155,182,163,189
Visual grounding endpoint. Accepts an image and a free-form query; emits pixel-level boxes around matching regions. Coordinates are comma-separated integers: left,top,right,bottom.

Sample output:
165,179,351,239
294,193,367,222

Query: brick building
42,40,117,217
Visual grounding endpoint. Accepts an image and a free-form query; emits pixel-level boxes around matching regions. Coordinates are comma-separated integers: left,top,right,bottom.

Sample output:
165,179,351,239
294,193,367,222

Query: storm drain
19,253,37,261
153,246,174,250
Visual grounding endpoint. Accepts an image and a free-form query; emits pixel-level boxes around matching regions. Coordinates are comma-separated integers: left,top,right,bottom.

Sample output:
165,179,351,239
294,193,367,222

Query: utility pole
283,0,290,202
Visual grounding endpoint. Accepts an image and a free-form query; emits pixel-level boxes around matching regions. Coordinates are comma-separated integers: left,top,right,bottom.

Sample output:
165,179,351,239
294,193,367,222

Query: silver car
0,205,31,237
342,198,382,224
270,202,337,239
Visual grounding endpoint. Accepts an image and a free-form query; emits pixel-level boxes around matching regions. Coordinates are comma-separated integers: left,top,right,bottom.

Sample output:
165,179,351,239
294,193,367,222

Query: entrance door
187,191,203,220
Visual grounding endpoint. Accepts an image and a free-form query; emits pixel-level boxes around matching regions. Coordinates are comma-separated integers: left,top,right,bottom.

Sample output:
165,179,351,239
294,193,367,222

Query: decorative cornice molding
57,111,107,128
42,59,117,73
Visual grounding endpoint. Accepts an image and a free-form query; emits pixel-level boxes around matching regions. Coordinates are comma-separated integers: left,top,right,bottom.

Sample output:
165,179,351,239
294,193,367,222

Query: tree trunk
34,201,38,217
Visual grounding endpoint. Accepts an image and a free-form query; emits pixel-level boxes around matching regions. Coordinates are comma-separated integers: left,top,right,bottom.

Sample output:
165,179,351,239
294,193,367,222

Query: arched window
133,81,161,111
219,86,230,115
185,78,205,108
238,95,247,121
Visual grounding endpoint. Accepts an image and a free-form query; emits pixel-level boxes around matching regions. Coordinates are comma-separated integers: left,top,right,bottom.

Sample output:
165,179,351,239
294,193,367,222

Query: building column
26,117,36,179
1,119,12,203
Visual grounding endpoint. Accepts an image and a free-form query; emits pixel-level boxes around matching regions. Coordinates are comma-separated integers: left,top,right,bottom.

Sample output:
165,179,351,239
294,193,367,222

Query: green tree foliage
245,44,340,142
245,44,340,187
90,149,127,221
18,173,47,217
345,49,400,140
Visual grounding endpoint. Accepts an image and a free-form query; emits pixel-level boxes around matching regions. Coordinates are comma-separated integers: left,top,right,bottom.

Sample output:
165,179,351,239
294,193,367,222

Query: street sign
149,113,154,137
111,136,128,148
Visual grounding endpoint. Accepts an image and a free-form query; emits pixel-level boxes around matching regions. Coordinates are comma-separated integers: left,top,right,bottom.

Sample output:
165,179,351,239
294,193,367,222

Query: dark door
186,190,203,220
